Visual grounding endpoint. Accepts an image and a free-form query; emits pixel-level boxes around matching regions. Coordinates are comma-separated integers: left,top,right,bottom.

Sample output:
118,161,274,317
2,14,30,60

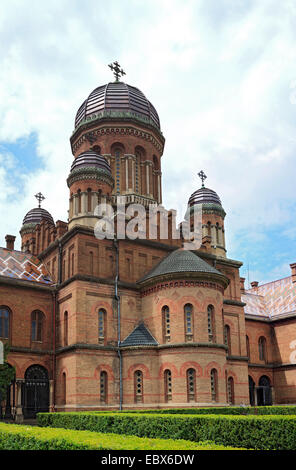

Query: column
146,163,150,196
49,380,55,412
15,379,24,423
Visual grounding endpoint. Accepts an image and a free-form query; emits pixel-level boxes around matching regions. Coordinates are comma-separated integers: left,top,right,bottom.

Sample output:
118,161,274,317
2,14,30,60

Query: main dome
74,82,160,130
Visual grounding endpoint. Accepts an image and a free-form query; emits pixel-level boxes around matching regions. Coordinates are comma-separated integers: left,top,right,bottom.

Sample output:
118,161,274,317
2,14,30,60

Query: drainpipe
51,290,56,412
114,237,122,410
58,241,63,284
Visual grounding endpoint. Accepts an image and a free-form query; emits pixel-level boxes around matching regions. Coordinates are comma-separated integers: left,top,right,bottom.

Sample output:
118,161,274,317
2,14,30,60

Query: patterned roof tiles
0,247,53,285
243,275,296,319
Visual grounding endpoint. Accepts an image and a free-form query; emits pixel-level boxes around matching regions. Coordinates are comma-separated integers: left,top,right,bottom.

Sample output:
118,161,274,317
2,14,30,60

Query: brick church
1,63,296,420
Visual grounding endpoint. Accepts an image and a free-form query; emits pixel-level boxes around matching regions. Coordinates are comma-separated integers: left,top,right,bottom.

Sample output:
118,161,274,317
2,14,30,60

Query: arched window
249,375,255,406
164,369,172,402
90,251,94,275
100,371,108,404
64,312,68,346
187,368,196,402
224,325,231,355
62,372,66,405
246,335,250,361
0,307,10,339
31,310,44,342
98,309,106,344
162,306,170,343
207,305,215,343
227,377,234,405
184,304,193,341
210,368,218,402
87,188,92,212
134,370,143,403
258,336,267,362
77,189,81,213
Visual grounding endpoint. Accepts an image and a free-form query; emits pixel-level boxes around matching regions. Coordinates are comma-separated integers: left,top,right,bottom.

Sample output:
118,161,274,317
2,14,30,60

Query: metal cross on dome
108,61,126,82
35,192,45,208
198,170,207,188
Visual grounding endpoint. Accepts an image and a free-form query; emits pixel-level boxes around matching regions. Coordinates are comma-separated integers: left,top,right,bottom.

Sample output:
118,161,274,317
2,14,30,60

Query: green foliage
0,422,238,450
90,405,296,416
37,411,296,450
0,344,15,398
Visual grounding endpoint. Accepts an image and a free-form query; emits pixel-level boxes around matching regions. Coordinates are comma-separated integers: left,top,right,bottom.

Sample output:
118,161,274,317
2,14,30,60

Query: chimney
250,281,259,291
5,235,16,251
240,277,246,293
290,263,296,283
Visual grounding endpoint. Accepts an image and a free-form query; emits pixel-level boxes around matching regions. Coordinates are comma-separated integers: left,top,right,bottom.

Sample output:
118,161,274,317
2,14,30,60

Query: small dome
139,249,228,287
23,207,54,226
70,150,111,175
188,187,222,207
75,81,160,130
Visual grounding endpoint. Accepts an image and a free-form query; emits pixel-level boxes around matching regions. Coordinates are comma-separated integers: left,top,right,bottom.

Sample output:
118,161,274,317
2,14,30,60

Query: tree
0,343,15,400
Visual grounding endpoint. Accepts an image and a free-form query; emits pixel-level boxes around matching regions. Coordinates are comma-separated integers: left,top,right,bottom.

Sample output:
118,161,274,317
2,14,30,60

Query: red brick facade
1,77,295,419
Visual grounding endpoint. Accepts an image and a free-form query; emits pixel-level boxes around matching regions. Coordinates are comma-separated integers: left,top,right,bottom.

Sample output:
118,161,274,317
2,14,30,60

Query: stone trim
140,277,226,297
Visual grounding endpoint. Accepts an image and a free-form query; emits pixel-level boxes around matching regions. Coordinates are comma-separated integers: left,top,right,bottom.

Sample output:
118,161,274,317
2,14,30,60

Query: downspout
114,237,122,410
51,290,56,412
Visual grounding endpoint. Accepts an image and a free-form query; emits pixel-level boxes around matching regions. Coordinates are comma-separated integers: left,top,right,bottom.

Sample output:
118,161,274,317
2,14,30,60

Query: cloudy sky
0,0,296,286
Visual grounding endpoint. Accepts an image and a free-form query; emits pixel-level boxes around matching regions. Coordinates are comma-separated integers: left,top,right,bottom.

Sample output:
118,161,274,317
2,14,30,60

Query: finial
108,61,126,82
198,170,207,188
35,192,45,208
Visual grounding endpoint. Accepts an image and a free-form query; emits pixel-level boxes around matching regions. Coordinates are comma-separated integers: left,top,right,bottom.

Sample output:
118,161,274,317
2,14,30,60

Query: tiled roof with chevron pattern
0,247,53,285
242,275,296,319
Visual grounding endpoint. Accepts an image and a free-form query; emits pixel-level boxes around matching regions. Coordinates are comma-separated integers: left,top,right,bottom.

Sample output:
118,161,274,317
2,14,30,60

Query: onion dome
67,150,114,188
22,207,54,227
138,249,228,288
74,81,160,131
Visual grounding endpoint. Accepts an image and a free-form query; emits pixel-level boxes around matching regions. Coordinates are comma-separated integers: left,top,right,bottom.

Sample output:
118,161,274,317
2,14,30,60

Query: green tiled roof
139,249,224,283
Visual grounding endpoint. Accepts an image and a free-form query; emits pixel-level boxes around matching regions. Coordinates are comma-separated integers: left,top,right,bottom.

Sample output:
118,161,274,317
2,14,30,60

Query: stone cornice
71,119,165,155
224,299,246,307
140,277,226,297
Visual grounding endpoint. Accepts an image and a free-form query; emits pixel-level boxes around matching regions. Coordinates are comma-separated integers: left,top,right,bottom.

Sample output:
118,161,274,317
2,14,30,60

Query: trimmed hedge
37,411,296,450
96,405,296,416
0,422,236,450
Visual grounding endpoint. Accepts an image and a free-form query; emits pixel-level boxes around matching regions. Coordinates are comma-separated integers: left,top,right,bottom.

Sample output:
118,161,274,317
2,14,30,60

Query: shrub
37,411,296,450
0,422,238,450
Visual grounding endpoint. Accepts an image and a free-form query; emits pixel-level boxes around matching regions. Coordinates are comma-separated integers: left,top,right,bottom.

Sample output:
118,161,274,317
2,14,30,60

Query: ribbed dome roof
23,208,54,226
188,187,222,207
75,82,160,130
139,249,225,284
70,150,111,175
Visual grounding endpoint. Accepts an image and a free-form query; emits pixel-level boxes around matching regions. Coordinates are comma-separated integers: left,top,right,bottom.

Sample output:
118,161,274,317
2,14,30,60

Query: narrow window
259,337,267,362
210,368,218,402
31,310,44,342
98,309,106,344
187,368,196,402
64,311,68,346
246,335,250,361
224,325,231,355
87,188,92,212
100,371,108,404
162,306,170,343
134,370,143,403
164,369,172,402
77,189,81,213
62,372,66,405
0,307,10,339
227,377,234,405
184,304,193,341
90,251,94,275
207,305,215,343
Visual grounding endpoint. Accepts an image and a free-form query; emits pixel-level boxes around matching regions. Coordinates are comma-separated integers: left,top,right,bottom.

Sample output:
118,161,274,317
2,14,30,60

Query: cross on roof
198,170,207,187
108,61,126,82
35,192,45,208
